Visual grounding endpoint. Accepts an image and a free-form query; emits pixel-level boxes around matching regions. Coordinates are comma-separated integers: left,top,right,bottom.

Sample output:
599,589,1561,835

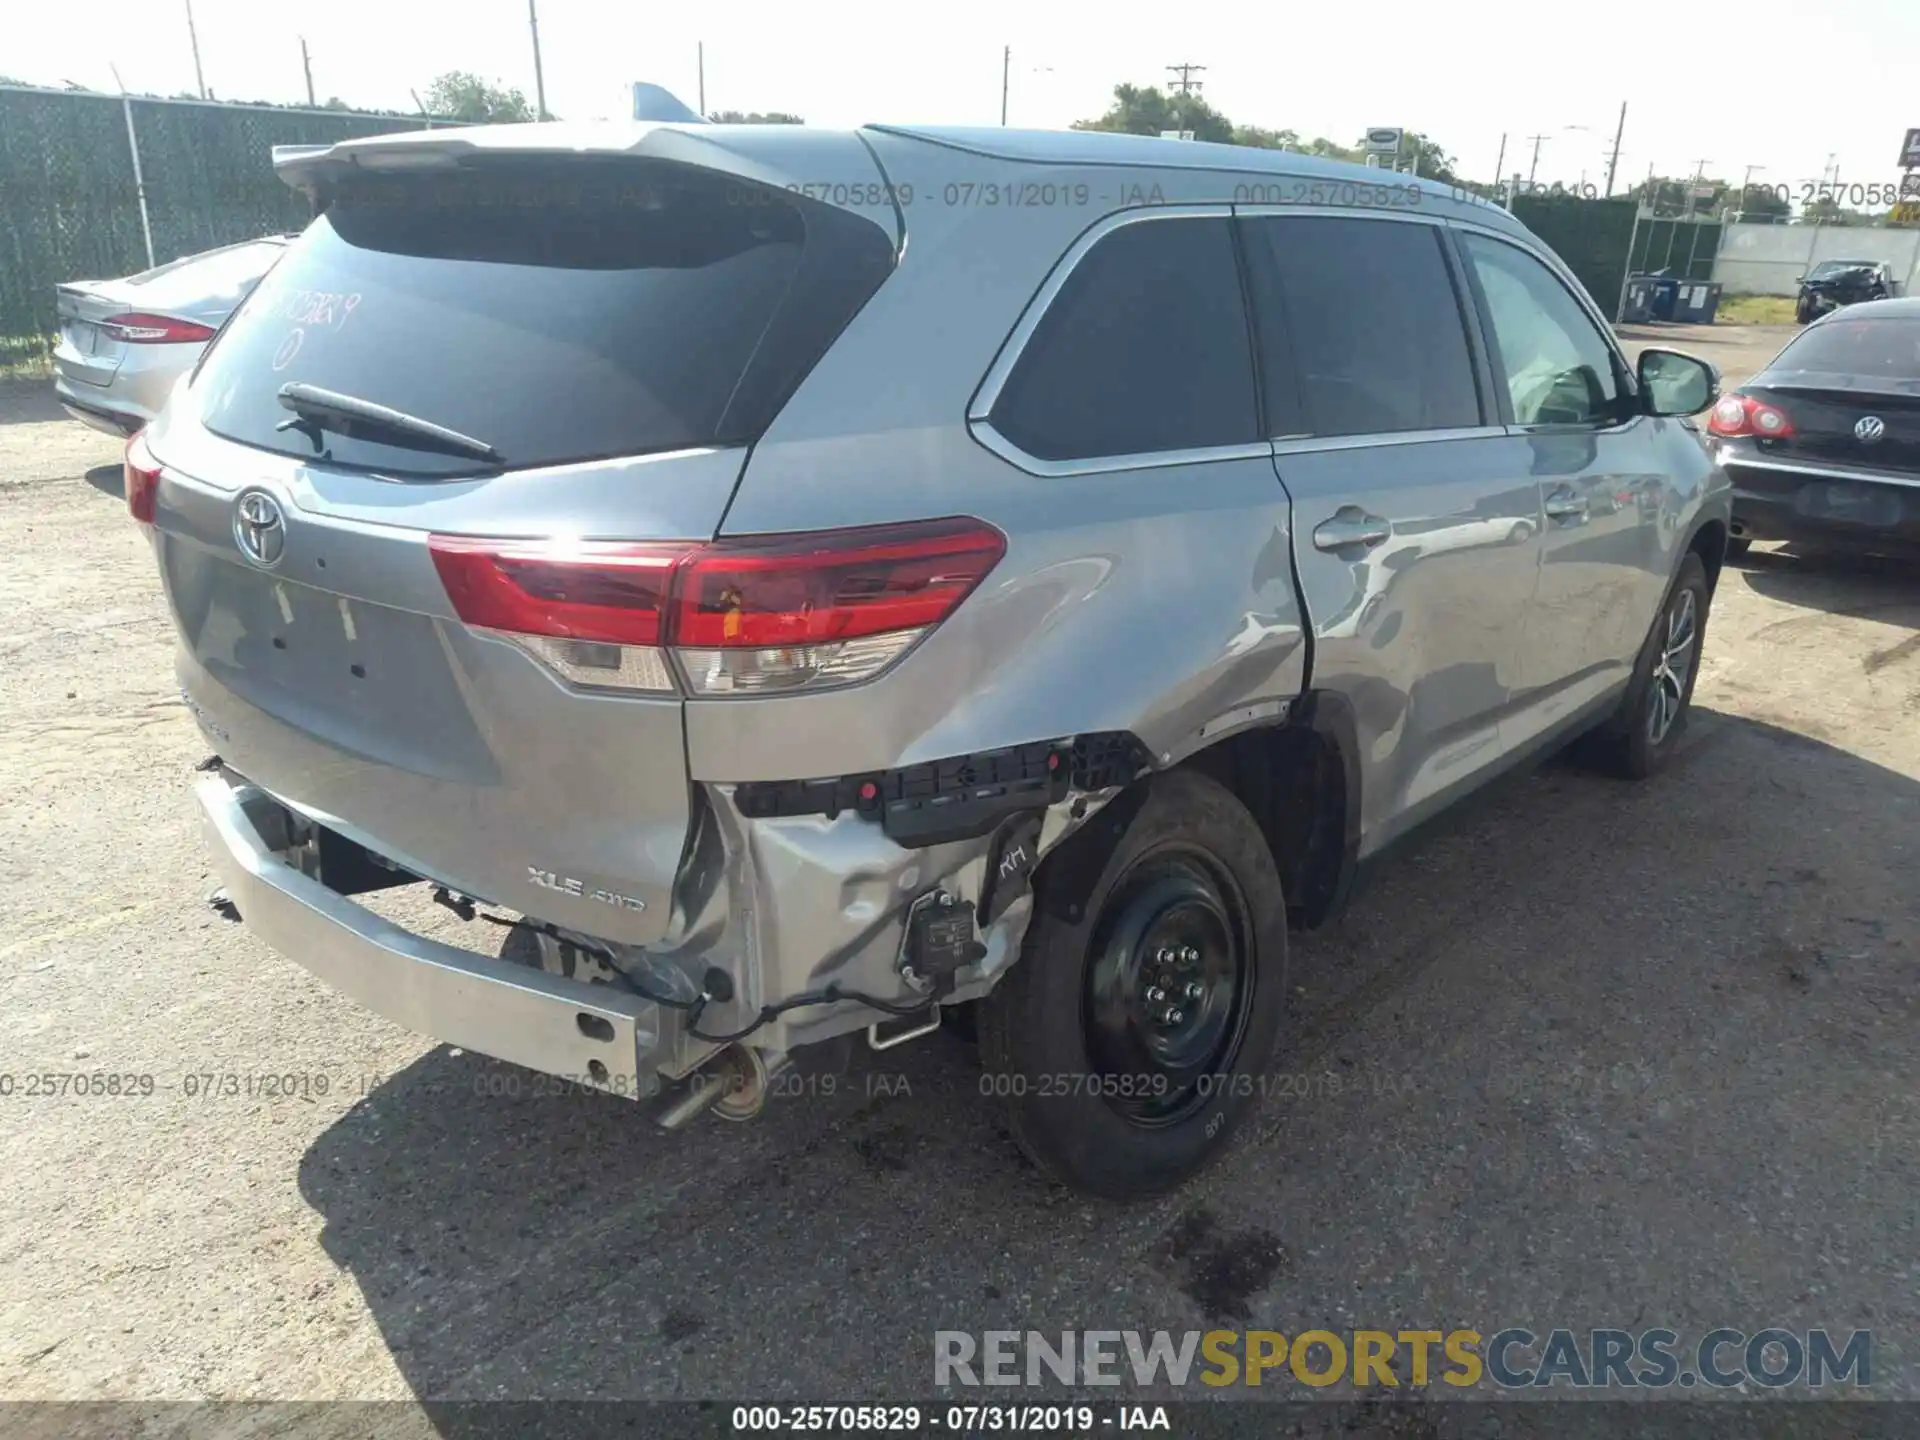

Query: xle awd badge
233,489,286,568
527,866,646,913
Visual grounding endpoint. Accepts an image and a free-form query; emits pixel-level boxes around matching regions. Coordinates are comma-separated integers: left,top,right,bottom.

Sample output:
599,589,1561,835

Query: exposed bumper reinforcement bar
195,771,663,1098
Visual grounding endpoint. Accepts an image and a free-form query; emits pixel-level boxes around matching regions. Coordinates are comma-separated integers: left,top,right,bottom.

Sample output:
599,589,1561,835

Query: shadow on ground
84,463,124,500
298,711,1918,1427
1736,543,1920,627
0,377,66,427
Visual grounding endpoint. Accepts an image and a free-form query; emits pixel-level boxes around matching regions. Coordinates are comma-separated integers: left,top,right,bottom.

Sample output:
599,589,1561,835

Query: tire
940,1000,979,1043
1724,535,1752,562
977,769,1289,1200
1581,552,1711,780
1795,298,1813,325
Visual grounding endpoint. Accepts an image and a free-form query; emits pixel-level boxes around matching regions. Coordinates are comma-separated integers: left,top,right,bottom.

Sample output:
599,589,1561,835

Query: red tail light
1707,394,1794,439
670,520,1008,648
99,312,217,345
427,538,691,647
125,431,161,524
428,518,1006,696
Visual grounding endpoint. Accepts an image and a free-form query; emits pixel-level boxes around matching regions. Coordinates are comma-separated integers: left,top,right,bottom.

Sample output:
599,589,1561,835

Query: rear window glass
1774,317,1920,379
192,158,894,476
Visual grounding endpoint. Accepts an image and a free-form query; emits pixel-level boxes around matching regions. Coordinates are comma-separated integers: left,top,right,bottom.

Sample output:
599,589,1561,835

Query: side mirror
1638,348,1720,418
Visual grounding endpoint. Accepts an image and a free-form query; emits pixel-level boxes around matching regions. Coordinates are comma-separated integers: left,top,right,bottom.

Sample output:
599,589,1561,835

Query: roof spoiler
631,84,704,123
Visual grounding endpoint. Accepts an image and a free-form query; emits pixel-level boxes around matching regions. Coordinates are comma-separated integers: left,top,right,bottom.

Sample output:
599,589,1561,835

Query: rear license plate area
1802,482,1905,527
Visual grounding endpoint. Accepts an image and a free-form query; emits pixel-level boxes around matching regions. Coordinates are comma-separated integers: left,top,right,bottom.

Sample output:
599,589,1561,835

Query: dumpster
1673,281,1723,324
1620,275,1659,323
1649,276,1682,322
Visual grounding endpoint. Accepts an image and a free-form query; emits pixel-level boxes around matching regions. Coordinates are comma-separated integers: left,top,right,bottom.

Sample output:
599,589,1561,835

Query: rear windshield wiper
275,382,502,465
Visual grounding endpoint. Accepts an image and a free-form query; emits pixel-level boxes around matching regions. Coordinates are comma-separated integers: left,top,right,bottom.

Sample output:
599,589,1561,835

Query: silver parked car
55,236,289,435
132,122,1729,1198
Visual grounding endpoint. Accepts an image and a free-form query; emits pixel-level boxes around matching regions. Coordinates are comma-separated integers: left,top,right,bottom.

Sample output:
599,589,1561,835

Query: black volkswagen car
1710,298,1920,558
1795,259,1895,323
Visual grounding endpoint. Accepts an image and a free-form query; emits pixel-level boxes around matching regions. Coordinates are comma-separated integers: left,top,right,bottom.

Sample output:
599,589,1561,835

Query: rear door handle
1543,488,1589,521
1312,510,1392,552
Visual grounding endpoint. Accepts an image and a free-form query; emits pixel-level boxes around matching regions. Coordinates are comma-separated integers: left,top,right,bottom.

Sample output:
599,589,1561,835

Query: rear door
1237,210,1540,852
148,150,896,944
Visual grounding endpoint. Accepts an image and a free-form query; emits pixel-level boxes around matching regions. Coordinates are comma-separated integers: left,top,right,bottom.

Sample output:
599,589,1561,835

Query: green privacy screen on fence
1508,194,1642,319
0,86,439,370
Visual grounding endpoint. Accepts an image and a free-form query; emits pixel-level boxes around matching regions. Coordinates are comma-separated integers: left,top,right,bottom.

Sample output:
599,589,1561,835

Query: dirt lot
1,338,1915,1427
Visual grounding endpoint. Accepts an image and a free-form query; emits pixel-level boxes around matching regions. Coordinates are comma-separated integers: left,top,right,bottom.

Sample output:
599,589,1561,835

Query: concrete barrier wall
1713,222,1920,296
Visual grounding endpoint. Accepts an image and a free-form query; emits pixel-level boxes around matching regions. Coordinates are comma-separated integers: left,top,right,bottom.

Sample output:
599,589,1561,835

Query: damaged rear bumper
196,769,667,1097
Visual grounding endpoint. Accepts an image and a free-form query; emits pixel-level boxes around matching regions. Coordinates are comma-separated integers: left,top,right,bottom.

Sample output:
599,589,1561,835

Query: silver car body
145,122,1730,1101
55,237,289,435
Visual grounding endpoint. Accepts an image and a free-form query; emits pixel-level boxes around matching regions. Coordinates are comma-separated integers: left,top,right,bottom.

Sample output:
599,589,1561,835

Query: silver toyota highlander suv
132,121,1730,1198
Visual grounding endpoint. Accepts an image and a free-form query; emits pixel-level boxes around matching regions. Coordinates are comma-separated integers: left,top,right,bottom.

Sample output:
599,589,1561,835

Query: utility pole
1165,62,1204,139
528,0,549,121
1001,45,1009,126
1525,133,1548,188
698,42,705,117
1166,62,1206,96
183,0,208,99
1604,101,1626,196
1492,133,1507,200
299,37,316,108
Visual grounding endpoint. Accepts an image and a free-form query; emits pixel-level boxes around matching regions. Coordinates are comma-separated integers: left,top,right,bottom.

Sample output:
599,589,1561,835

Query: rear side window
987,217,1259,462
1242,217,1481,438
1459,233,1627,427
1773,317,1920,378
193,158,894,476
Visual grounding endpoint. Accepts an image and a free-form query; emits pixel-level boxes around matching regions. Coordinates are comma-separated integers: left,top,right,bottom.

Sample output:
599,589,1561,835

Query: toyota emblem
233,489,286,568
1854,415,1887,445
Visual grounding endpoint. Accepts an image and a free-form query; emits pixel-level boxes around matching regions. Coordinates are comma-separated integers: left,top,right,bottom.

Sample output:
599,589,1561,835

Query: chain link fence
1,86,445,373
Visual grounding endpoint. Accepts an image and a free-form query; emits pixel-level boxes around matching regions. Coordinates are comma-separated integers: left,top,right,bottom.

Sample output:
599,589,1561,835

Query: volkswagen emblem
1854,415,1887,445
233,489,286,568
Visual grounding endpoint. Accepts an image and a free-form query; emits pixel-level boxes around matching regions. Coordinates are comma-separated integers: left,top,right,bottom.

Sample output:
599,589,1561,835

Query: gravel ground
0,345,1914,1429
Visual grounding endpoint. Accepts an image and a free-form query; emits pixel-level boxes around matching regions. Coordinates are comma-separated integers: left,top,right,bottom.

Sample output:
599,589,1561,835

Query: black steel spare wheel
1083,851,1254,1126
978,768,1290,1200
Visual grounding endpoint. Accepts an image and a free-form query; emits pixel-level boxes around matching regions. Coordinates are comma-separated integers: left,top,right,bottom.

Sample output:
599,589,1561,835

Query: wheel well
1179,708,1356,931
1690,519,1727,594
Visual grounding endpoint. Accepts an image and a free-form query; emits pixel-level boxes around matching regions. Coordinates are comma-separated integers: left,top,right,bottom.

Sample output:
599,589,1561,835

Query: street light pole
1001,45,1009,126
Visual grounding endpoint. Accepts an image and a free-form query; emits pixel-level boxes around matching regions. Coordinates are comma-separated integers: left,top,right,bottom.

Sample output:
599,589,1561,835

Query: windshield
1806,261,1874,280
1772,317,1920,379
191,157,894,476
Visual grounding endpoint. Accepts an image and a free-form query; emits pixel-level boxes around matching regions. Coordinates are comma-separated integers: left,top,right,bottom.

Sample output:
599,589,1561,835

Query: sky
3,0,1916,195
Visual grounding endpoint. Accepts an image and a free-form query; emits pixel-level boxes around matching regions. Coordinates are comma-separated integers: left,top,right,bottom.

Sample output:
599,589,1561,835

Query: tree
1802,195,1860,226
1734,184,1790,222
1072,84,1234,144
708,110,804,124
1392,131,1460,184
422,71,535,124
1231,125,1299,151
